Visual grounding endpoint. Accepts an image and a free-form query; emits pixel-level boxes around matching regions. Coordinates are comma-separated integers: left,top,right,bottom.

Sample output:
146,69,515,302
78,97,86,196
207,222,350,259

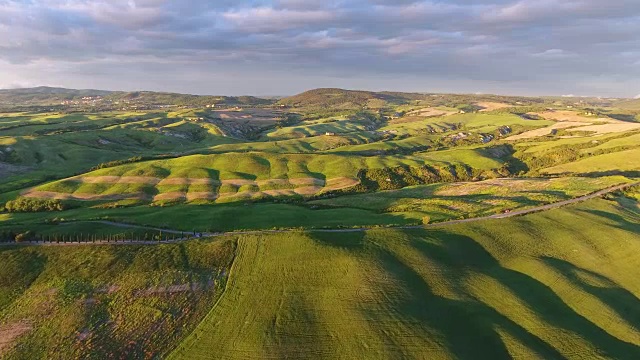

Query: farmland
0,87,639,359
171,196,640,359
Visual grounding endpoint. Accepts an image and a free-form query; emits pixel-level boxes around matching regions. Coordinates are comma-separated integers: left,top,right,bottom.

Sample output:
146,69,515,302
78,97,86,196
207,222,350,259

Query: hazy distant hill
615,98,640,110
0,86,113,105
277,88,427,109
0,87,272,107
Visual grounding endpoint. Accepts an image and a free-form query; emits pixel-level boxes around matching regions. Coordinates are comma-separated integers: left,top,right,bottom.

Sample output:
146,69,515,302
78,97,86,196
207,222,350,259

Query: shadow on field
360,241,562,359
541,257,640,333
578,170,640,178
579,208,640,233
205,168,221,195
359,229,640,359
310,231,365,249
0,249,47,308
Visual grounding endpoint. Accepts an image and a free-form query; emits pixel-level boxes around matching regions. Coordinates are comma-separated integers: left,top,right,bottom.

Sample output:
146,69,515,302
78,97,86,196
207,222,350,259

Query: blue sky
1,0,639,97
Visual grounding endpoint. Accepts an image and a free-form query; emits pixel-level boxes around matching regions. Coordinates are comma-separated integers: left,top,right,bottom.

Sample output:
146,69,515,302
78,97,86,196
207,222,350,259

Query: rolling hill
0,86,639,359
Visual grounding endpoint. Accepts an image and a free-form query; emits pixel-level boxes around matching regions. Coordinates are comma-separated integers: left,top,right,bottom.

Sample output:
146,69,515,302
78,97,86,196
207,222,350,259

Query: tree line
0,230,197,243
2,198,68,213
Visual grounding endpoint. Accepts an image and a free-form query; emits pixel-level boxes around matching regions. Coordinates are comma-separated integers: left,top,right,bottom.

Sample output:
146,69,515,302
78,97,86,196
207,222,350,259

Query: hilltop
277,88,426,109
0,87,272,108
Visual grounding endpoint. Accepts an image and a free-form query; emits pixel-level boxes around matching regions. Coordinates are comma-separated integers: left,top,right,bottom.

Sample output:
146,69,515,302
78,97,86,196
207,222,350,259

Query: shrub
15,231,36,243
4,198,67,213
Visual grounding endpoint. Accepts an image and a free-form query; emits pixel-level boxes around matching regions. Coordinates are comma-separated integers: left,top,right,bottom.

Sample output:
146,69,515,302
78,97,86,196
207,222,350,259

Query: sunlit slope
172,197,640,359
26,149,509,203
0,111,237,192
543,147,640,175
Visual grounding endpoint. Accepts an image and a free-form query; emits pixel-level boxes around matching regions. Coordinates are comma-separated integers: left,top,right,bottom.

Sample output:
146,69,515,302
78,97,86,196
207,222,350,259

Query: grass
0,203,417,233
265,117,375,140
381,113,552,136
515,132,624,154
580,132,640,154
170,196,640,359
0,238,235,359
543,148,640,175
24,147,509,204
1,176,631,235
311,176,631,222
0,111,237,193
2,100,640,359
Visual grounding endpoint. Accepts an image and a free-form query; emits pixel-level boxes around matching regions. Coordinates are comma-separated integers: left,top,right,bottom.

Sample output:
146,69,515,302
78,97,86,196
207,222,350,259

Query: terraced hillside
23,148,512,204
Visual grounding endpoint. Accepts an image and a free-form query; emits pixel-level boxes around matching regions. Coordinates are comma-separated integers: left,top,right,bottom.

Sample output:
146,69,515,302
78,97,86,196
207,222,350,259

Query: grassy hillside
23,147,512,206
0,87,272,108
2,177,630,235
0,238,235,359
171,196,640,359
0,87,112,106
277,88,420,110
0,111,239,192
542,148,640,176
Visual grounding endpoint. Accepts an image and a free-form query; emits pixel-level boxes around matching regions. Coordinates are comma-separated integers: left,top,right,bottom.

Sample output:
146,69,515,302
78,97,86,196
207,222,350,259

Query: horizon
2,1,640,98
0,85,634,100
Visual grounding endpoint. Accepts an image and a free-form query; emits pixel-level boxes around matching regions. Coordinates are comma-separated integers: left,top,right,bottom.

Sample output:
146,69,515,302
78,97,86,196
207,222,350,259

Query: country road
3,181,637,247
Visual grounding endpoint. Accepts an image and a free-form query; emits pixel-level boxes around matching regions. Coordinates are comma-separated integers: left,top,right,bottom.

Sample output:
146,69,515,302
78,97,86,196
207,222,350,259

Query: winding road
3,181,637,247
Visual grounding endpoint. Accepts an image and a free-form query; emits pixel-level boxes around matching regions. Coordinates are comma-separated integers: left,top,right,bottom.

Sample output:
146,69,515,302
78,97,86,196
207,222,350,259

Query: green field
0,238,235,359
169,196,640,359
543,148,640,175
1,194,637,359
1,87,640,359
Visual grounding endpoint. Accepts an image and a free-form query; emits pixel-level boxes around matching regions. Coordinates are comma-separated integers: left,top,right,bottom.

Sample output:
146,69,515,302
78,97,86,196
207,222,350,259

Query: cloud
222,7,335,32
0,0,638,96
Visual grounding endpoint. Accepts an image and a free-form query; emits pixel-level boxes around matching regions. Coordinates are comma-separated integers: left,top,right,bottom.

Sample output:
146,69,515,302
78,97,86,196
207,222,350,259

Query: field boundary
2,181,637,247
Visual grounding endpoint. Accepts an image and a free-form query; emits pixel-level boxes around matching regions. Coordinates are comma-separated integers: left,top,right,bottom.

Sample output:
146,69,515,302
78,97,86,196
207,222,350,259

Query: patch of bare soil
533,110,616,123
262,189,298,197
136,281,214,296
158,178,218,185
324,177,360,191
294,186,324,195
476,102,512,112
391,108,456,124
211,108,281,123
186,192,218,201
435,178,551,196
256,179,290,187
505,121,586,140
567,123,640,134
76,176,161,184
220,179,257,186
289,178,325,186
153,192,186,201
26,177,359,202
0,320,32,356
22,190,136,201
408,108,454,117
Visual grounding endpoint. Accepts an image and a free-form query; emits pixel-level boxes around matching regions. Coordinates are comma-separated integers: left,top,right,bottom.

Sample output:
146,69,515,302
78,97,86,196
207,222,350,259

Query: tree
4,198,67,213
15,231,36,243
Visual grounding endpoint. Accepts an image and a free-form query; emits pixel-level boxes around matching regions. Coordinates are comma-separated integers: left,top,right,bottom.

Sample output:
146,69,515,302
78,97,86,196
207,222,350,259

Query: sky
1,0,639,97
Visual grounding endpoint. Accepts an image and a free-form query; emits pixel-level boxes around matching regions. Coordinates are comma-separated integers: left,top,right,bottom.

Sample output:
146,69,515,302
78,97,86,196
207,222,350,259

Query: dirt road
3,182,637,247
